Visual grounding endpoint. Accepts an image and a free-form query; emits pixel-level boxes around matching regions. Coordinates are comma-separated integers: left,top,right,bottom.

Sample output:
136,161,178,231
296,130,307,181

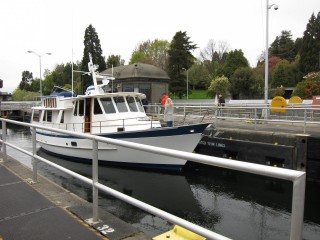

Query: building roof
101,63,170,80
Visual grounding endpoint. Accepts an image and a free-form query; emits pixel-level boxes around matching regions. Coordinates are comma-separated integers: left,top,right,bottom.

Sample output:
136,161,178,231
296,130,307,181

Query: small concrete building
101,63,169,103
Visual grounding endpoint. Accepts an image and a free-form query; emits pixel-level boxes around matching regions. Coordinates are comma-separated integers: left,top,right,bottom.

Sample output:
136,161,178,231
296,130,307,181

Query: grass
171,90,211,100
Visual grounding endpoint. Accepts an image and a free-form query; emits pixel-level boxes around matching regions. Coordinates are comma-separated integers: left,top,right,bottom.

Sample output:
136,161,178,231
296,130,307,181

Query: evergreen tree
19,71,33,91
300,12,320,75
81,24,106,91
167,31,197,98
270,30,295,62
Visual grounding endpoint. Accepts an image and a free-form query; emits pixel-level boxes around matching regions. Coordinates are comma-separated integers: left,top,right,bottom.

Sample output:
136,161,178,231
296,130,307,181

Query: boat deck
0,154,149,240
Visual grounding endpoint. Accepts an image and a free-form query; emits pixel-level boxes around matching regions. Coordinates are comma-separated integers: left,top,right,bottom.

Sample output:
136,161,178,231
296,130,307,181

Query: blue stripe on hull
100,123,209,139
37,123,209,140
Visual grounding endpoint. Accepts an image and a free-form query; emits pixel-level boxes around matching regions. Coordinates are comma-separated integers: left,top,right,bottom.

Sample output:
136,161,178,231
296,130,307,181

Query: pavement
212,118,320,136
0,153,150,240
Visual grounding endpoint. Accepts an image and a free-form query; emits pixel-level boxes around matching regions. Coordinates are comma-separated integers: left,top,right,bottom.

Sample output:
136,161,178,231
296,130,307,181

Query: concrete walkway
0,153,150,240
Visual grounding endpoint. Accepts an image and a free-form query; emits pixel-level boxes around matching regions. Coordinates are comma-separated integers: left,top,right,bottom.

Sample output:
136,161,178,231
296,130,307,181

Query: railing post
92,139,99,222
290,174,306,240
32,127,38,182
254,107,257,130
303,109,307,134
2,120,7,161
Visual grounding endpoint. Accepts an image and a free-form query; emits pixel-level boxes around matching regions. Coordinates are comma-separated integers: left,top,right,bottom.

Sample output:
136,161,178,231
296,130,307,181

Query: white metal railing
146,103,320,133
31,116,160,134
0,118,306,240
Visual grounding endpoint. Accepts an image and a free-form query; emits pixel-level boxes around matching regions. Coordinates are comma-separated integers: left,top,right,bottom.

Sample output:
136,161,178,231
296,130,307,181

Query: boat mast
88,53,99,95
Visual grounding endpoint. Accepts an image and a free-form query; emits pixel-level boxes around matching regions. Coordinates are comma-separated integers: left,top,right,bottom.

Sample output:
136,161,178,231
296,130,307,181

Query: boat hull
36,124,209,170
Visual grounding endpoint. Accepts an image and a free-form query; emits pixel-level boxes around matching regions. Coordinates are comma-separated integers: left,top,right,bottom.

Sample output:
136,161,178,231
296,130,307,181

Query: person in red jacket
161,93,168,106
160,93,168,114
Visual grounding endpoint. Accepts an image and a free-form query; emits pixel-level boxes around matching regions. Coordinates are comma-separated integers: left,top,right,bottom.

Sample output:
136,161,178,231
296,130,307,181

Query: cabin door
84,98,91,133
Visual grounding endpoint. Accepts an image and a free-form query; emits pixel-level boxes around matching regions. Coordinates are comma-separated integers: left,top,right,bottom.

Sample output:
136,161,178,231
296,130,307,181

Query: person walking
218,94,225,117
164,97,174,127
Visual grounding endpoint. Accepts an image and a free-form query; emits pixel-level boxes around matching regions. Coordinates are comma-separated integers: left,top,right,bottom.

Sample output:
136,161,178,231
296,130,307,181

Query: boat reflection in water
36,148,320,240
3,128,320,240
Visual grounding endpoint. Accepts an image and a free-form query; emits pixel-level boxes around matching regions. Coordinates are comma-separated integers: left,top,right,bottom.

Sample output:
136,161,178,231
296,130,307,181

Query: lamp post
27,51,52,98
182,68,189,100
264,0,278,106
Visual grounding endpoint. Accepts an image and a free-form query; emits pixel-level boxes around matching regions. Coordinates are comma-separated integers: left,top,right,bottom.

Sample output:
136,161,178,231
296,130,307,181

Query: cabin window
32,110,40,122
78,100,84,116
60,111,64,123
74,101,77,116
114,96,128,113
94,98,103,114
42,110,46,122
136,97,144,112
100,97,116,114
46,110,52,122
127,96,138,112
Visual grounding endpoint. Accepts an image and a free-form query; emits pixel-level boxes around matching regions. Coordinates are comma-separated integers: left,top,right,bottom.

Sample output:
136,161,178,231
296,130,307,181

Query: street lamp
182,68,189,100
265,0,278,106
27,50,52,98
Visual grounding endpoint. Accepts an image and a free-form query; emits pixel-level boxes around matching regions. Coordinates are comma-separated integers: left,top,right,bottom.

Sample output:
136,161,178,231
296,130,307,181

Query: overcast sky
0,0,319,94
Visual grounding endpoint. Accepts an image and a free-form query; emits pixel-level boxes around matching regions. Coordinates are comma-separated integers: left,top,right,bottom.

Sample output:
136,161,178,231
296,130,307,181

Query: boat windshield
114,96,128,113
100,97,116,114
136,97,144,112
127,96,138,112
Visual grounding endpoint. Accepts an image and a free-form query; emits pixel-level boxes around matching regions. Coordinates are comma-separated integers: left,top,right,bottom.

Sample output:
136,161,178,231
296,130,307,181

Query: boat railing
0,118,306,240
38,115,161,134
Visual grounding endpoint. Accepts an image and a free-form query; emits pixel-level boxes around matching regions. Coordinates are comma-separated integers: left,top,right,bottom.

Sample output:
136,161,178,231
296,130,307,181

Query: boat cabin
31,92,160,134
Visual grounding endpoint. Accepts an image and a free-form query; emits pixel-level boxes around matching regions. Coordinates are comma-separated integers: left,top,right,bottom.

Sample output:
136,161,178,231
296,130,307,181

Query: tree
42,74,55,95
50,63,73,87
30,78,40,92
269,30,295,62
106,55,122,68
230,67,264,99
300,12,320,75
271,60,293,88
12,89,39,101
199,39,229,77
81,24,106,91
221,49,249,78
273,85,285,97
167,31,197,98
187,61,210,90
292,71,320,99
19,71,33,91
207,75,231,98
130,39,170,70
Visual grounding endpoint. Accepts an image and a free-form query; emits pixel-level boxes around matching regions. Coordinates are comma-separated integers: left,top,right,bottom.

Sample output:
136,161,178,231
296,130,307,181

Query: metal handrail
147,104,320,133
0,118,306,240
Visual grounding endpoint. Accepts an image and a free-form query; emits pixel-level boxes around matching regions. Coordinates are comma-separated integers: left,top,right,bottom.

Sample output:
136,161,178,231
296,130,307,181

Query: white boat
31,54,209,170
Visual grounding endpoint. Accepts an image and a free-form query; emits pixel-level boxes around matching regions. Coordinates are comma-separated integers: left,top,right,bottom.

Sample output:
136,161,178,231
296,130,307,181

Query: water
3,127,320,240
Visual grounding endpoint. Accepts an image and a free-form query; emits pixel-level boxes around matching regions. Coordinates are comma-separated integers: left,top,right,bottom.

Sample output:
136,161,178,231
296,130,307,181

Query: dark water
3,127,320,240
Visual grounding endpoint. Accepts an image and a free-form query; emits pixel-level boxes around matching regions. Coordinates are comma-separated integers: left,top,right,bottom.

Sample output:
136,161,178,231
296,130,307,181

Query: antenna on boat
112,64,114,93
87,53,115,95
87,53,100,95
